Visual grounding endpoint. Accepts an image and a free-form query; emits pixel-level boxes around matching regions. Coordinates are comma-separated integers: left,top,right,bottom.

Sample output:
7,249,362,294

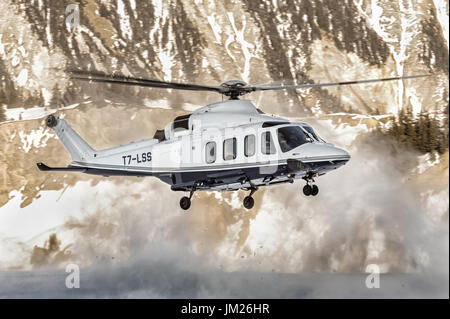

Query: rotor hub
220,80,247,87
220,80,252,99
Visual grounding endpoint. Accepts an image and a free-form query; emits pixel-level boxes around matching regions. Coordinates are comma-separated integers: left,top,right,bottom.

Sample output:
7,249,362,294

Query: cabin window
205,142,216,164
223,138,237,160
261,131,276,155
244,134,255,157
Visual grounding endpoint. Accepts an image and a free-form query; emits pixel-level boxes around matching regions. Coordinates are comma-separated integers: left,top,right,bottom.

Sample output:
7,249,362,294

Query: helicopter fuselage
51,69,424,209
38,99,350,207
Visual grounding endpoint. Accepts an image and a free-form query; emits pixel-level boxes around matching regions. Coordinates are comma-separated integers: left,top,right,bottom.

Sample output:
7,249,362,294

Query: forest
386,102,449,155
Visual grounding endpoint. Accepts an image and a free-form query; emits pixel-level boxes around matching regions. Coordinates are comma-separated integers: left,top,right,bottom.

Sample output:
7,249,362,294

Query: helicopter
37,71,427,210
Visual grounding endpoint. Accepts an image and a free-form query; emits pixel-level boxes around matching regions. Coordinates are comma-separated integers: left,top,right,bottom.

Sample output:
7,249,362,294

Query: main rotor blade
250,74,430,92
68,70,224,93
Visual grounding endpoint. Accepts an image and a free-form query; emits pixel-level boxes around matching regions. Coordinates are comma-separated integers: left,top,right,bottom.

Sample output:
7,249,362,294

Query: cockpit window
302,125,324,142
277,126,310,152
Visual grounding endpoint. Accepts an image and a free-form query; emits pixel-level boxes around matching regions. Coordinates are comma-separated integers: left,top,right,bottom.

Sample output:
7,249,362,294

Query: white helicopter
37,71,426,210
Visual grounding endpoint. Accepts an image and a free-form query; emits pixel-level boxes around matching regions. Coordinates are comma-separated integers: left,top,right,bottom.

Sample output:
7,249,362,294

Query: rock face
0,0,448,296
0,0,448,114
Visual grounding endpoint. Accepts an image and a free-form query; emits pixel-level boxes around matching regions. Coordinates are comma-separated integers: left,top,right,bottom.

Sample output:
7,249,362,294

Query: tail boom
46,115,95,162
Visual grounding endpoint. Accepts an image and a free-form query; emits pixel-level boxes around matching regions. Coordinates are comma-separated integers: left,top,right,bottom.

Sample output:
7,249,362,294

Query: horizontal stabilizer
36,162,86,172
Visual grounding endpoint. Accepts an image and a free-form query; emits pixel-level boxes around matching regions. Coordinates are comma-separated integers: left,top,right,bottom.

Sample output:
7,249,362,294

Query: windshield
302,125,325,142
277,126,310,152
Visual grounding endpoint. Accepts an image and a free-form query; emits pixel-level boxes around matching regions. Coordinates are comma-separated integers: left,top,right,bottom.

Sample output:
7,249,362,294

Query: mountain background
0,0,448,297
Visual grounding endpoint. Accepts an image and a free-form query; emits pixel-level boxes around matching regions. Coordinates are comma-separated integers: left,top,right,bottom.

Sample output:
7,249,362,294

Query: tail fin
46,115,95,162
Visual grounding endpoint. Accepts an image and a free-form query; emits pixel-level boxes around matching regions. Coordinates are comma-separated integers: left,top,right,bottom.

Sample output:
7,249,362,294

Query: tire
303,185,312,196
311,185,319,196
243,196,255,209
180,196,191,210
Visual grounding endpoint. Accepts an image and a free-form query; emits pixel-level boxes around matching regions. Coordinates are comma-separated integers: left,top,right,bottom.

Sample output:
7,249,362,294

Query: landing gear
303,184,312,196
302,174,319,197
311,184,319,196
243,196,254,209
243,187,257,209
180,187,195,210
180,196,191,210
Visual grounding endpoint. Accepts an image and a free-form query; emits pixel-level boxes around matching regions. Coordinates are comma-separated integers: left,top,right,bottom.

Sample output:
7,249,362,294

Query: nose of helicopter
287,143,350,173
292,143,351,163
327,145,351,162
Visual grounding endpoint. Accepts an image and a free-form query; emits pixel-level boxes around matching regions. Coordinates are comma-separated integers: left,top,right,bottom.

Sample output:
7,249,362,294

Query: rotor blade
250,74,431,92
68,70,224,93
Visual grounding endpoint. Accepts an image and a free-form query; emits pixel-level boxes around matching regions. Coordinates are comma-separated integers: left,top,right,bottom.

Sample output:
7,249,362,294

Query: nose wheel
302,175,319,196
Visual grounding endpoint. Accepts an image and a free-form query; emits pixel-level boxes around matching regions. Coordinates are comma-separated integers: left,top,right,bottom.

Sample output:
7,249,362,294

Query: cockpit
276,124,324,152
277,126,309,152
301,124,325,143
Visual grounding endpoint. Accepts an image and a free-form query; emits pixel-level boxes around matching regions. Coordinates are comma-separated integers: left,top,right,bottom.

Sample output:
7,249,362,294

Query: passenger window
205,142,216,164
244,135,255,157
261,131,276,155
223,138,237,160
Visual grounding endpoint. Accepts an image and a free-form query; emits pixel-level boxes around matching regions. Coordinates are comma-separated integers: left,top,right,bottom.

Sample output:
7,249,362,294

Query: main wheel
180,196,191,210
243,196,255,209
311,185,319,196
303,185,312,196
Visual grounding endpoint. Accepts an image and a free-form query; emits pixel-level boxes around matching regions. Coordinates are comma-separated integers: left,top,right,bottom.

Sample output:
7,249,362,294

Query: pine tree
385,104,449,155
397,107,406,141
437,130,446,154
416,109,428,153
389,118,401,140
430,110,441,153
404,104,417,148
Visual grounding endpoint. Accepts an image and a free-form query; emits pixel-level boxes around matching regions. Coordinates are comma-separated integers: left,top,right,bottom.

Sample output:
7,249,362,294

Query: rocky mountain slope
1,0,448,115
0,0,448,297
